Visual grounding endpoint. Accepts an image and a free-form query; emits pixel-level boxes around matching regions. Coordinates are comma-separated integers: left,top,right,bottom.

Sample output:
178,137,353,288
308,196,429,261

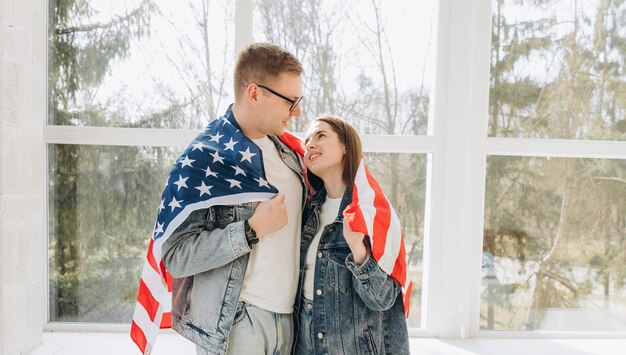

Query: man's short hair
234,43,303,101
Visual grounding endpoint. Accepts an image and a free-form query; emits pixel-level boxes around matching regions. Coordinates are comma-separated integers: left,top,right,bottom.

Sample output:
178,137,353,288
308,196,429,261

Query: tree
49,0,157,321
483,0,626,330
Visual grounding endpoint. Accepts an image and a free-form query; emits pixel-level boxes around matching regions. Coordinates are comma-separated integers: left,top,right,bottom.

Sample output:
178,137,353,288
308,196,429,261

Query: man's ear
246,84,259,106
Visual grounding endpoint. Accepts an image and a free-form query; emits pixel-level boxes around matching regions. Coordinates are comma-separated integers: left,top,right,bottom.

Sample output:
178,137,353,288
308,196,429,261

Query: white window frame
43,0,626,338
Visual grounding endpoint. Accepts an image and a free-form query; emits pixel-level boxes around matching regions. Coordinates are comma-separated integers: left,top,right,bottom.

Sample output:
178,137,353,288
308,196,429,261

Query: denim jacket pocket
327,252,353,294
214,206,236,226
361,328,378,354
232,301,247,326
235,202,256,221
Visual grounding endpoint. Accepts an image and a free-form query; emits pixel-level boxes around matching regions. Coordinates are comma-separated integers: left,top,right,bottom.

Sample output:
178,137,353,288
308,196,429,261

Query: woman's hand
343,220,367,265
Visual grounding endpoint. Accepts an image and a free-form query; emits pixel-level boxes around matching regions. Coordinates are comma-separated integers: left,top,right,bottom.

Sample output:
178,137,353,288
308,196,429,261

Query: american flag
130,106,301,354
344,159,413,317
130,106,411,354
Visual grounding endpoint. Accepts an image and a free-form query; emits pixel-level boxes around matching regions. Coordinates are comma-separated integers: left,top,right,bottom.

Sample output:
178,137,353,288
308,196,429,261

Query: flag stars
232,165,247,177
168,197,183,211
223,138,238,151
209,132,224,143
158,198,165,213
179,155,195,168
239,147,256,163
174,174,189,191
225,179,242,189
254,177,270,188
203,166,218,178
195,181,213,197
191,142,206,152
210,151,225,164
154,222,164,235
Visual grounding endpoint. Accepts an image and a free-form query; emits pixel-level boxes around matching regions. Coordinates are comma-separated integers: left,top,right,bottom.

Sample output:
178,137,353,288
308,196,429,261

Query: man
133,43,306,355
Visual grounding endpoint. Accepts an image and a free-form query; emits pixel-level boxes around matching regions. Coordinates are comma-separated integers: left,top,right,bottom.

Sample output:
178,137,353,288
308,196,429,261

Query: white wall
0,0,46,354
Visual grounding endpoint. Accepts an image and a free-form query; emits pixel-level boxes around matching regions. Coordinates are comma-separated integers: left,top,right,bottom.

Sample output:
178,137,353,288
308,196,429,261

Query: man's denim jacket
294,187,410,354
161,135,305,354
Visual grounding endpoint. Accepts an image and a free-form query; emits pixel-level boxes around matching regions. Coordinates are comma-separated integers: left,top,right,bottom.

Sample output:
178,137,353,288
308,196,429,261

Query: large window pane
482,156,626,331
254,0,438,135
366,153,428,328
48,0,234,128
48,144,179,322
489,0,626,140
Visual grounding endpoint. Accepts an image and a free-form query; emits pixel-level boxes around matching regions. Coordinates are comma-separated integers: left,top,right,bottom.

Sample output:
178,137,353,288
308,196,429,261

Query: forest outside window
482,0,626,332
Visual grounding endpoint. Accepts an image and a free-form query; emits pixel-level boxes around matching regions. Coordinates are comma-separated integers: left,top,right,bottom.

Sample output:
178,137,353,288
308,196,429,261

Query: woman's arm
342,220,402,310
345,251,402,311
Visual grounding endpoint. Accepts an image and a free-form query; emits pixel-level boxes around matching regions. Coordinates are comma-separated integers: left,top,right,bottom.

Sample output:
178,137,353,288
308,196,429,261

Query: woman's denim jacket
161,135,305,355
294,187,410,354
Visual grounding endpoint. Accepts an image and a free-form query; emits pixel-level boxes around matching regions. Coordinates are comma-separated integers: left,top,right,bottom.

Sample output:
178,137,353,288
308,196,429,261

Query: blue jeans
196,301,293,355
294,298,314,355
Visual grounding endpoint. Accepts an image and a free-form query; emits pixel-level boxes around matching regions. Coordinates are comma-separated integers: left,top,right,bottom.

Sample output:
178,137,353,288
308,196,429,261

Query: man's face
255,72,303,136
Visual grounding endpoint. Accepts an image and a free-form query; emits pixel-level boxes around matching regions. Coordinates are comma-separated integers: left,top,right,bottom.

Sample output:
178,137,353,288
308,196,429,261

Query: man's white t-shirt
239,136,303,314
302,196,342,300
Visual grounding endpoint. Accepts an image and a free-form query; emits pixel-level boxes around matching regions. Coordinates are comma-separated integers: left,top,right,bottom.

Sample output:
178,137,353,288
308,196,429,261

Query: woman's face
304,120,346,180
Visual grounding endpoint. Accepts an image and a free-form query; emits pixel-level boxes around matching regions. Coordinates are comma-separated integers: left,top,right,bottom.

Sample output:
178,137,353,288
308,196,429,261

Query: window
47,0,437,330
46,0,626,339
481,0,626,332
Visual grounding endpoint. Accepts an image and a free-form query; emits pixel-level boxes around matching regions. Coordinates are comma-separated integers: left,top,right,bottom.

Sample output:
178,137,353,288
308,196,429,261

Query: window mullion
430,0,492,339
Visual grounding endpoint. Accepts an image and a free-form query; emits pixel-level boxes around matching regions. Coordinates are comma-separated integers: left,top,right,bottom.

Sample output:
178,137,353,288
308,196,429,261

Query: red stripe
137,280,159,322
344,185,367,234
403,281,413,317
364,165,391,260
146,239,159,273
130,321,147,354
160,312,172,328
160,261,173,291
390,233,408,285
278,131,305,156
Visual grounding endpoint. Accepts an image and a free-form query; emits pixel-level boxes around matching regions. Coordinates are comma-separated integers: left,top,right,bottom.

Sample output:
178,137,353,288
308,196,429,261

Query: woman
294,115,410,354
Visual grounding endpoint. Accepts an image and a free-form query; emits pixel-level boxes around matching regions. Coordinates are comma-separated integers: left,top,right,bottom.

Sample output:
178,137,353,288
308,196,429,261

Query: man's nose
290,103,302,116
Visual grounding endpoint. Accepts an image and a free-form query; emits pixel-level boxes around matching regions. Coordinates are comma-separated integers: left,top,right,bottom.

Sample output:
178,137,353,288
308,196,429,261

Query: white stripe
141,262,166,299
162,292,172,312
378,208,403,277
355,161,396,274
132,301,160,352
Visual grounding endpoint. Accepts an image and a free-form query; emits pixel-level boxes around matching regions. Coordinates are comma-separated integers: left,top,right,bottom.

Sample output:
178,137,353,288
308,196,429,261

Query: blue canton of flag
152,105,278,248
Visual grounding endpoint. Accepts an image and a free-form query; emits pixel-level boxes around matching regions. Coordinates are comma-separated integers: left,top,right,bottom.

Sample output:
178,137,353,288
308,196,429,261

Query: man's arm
161,194,288,278
161,208,251,278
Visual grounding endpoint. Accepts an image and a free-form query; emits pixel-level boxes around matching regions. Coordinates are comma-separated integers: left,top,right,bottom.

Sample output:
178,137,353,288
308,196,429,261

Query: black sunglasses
255,84,303,112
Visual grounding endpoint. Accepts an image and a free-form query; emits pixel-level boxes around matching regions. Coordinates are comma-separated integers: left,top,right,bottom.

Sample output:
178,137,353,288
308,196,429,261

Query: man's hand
247,194,288,238
343,220,367,265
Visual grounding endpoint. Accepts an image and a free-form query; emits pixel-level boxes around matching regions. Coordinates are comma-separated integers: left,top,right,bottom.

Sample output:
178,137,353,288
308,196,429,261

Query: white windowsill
27,332,626,355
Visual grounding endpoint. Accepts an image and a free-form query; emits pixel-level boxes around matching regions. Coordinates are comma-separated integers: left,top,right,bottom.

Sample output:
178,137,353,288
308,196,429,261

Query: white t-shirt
303,196,342,300
239,136,303,314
